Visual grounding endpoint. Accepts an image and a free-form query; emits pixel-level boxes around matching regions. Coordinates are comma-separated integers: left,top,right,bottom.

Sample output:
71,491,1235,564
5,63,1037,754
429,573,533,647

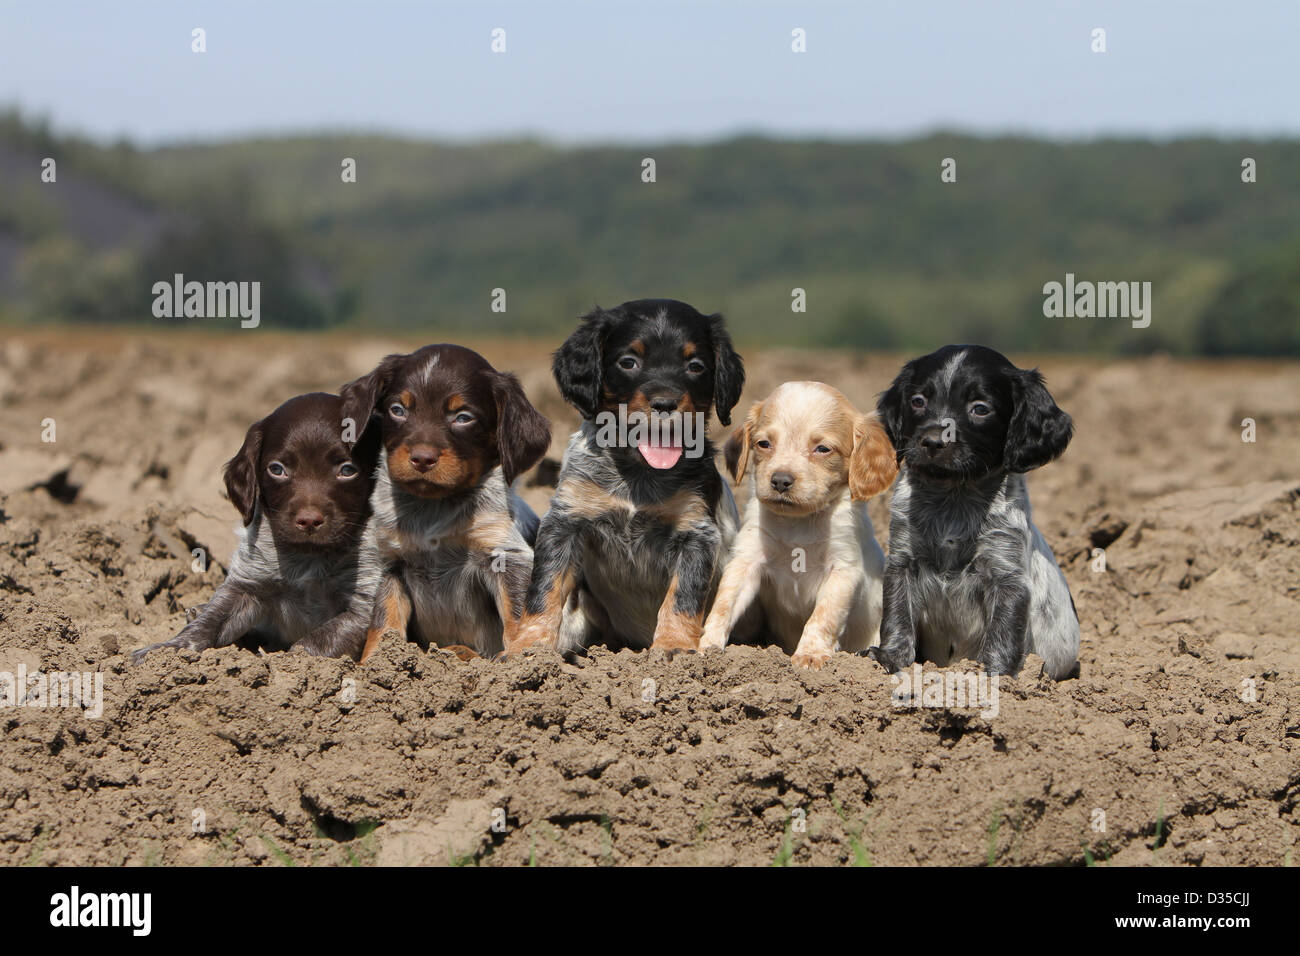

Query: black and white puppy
868,345,1079,679
505,299,745,656
131,393,383,664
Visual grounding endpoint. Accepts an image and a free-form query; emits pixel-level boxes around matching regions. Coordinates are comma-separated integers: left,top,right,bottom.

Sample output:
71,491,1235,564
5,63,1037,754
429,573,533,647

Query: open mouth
637,436,684,470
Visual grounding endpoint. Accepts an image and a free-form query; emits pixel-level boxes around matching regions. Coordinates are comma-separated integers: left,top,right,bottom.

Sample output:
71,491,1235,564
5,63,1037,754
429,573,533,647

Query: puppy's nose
408,445,441,472
294,508,325,533
920,431,948,452
770,471,795,493
649,395,680,413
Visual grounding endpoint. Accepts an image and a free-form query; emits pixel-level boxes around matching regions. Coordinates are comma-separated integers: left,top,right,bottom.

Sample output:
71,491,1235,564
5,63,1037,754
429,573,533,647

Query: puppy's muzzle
917,426,956,460
293,507,326,534
407,444,441,473
770,471,795,493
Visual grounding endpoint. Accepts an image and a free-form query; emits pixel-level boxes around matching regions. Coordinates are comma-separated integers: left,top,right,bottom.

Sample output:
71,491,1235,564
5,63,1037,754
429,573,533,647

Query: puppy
699,382,897,669
131,393,383,663
868,345,1079,679
505,299,745,656
340,344,551,661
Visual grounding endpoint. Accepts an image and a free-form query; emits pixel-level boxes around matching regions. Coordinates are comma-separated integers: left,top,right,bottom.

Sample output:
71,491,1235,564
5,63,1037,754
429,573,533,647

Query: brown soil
0,332,1296,866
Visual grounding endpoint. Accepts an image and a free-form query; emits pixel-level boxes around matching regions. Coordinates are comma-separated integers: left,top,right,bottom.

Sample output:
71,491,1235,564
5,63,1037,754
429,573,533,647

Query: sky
2,0,1296,145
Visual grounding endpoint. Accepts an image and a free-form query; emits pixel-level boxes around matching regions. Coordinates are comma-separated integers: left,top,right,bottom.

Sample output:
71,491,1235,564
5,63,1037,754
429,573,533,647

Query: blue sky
3,0,1295,144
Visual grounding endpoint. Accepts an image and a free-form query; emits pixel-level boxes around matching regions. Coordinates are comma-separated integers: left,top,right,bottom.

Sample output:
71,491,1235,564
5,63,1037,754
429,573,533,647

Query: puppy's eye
267,462,288,478
389,403,407,420
451,411,474,425
813,445,832,455
617,355,641,372
755,439,772,450
685,358,706,375
337,463,359,479
910,394,927,411
969,402,992,418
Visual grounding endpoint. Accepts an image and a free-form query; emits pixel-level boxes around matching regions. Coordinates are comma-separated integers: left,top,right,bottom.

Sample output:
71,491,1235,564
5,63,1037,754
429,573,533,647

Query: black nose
770,471,795,493
294,508,325,533
408,445,440,471
649,396,680,413
920,432,947,451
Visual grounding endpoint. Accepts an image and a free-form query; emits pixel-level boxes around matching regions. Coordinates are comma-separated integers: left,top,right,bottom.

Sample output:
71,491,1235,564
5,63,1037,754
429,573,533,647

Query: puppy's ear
552,308,612,420
1004,368,1073,473
876,366,912,457
491,371,552,485
708,313,745,426
339,353,402,450
849,413,898,500
223,419,263,527
722,400,762,481
348,412,383,486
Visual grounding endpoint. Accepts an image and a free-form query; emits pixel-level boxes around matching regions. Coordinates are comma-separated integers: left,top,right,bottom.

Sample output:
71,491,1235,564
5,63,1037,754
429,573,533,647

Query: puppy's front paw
129,644,161,665
650,615,702,656
500,618,557,658
130,640,181,665
791,649,830,671
439,644,480,662
862,645,905,673
697,627,727,652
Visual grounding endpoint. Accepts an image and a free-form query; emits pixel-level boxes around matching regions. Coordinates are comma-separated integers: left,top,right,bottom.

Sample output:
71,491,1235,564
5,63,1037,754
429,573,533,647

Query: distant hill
2,110,1298,354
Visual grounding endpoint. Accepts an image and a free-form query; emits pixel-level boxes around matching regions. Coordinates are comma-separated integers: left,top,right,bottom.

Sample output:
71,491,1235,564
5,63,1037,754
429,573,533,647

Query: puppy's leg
976,580,1031,676
482,544,534,655
361,573,412,664
507,512,581,656
293,606,371,661
555,585,602,656
866,560,918,673
792,569,862,670
131,584,262,664
650,528,719,654
699,544,762,651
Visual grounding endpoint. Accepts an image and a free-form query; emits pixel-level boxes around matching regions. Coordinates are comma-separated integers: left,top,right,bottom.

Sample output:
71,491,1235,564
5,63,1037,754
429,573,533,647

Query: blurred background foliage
1,109,1297,354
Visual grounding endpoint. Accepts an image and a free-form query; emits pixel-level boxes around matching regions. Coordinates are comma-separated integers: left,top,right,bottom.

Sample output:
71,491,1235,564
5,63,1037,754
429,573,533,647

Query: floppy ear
722,400,762,482
491,371,552,485
223,419,263,527
552,308,613,420
875,366,912,458
708,312,745,426
339,354,402,451
848,413,899,501
1004,368,1073,473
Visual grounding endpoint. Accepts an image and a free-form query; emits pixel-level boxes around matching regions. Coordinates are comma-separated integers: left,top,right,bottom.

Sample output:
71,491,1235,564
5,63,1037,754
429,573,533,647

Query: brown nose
294,508,325,533
408,444,441,472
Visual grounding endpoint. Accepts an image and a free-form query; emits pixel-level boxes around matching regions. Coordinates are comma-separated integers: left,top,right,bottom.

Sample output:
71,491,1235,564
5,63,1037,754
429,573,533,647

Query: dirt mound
0,334,1296,865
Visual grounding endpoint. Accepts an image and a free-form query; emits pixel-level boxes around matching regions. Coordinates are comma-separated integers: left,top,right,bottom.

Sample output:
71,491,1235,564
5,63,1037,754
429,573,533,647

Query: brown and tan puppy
700,381,897,668
132,392,383,663
340,344,551,661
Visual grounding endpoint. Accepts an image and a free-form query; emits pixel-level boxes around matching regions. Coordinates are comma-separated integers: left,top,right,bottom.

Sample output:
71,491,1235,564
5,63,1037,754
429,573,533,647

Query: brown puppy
340,344,551,661
131,392,383,663
700,382,896,668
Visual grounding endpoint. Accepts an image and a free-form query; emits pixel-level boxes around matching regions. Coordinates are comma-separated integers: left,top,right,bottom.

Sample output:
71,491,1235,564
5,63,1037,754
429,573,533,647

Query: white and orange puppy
700,382,898,669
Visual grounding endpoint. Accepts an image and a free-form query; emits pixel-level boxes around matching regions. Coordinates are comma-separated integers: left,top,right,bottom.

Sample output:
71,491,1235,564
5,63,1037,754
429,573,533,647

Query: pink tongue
639,439,684,470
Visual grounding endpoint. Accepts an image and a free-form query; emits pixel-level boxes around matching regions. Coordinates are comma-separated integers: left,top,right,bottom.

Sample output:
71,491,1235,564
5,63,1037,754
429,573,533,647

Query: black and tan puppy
505,298,745,656
131,393,383,663
340,344,551,661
